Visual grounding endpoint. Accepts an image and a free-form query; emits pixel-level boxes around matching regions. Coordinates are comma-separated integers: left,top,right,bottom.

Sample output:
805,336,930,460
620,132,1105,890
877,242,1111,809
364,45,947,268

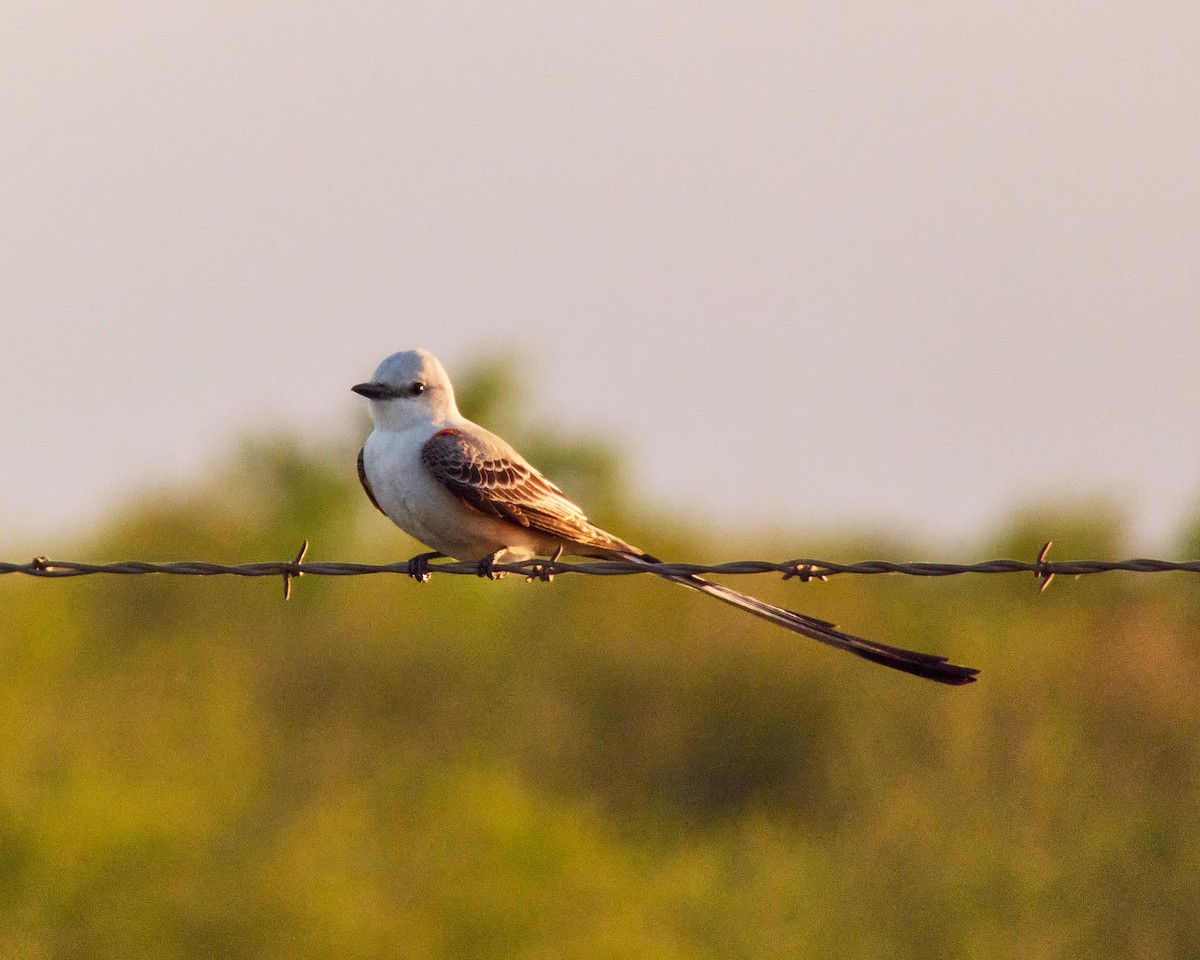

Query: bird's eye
409,381,426,396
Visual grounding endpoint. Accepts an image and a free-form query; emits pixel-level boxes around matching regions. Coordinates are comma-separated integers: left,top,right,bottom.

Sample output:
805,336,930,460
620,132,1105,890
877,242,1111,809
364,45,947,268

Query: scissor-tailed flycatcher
353,349,978,685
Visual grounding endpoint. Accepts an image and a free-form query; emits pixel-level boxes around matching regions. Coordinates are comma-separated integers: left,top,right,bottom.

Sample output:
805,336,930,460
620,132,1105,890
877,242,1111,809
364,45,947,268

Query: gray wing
420,428,637,553
357,448,385,515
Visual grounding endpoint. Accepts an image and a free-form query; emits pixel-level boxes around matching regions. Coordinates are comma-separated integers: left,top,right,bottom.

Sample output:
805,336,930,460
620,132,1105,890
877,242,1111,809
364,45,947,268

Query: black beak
351,381,393,400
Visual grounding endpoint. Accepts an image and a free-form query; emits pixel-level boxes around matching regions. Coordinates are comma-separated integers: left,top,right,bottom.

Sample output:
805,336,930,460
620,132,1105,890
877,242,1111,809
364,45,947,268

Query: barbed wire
4,541,1200,599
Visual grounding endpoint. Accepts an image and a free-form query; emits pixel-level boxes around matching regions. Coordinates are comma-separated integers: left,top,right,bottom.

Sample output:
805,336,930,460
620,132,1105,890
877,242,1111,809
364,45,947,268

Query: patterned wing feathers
420,429,634,552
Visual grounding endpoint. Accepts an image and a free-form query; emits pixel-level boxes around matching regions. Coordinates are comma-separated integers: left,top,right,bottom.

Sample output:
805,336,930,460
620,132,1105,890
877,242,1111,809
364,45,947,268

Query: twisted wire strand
5,551,1200,584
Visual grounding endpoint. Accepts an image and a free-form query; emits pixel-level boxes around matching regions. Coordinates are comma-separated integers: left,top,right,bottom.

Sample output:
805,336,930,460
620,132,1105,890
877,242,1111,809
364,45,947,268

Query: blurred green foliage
1,364,1198,959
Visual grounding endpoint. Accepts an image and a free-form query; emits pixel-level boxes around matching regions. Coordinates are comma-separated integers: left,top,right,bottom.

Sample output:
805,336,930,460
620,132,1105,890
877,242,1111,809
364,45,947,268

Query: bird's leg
527,545,564,583
476,549,507,581
406,551,443,583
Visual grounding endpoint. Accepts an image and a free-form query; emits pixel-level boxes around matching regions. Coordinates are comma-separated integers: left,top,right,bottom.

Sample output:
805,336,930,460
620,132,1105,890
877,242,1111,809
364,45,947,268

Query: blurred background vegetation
2,361,1198,960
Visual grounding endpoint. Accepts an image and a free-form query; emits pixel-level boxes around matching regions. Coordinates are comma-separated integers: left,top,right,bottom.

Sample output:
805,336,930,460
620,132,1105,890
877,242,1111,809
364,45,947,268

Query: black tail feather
617,553,979,686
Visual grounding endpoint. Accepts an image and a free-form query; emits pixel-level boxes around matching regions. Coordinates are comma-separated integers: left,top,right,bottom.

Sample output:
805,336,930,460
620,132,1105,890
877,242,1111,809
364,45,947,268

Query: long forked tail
619,553,979,685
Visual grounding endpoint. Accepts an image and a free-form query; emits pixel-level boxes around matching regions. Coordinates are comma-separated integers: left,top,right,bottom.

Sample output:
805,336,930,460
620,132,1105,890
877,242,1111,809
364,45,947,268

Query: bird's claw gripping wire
406,551,442,583
476,550,507,580
526,545,564,583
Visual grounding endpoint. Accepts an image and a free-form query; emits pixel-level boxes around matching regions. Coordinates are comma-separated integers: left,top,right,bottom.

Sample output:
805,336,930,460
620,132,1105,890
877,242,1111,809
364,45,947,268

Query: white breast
361,426,547,561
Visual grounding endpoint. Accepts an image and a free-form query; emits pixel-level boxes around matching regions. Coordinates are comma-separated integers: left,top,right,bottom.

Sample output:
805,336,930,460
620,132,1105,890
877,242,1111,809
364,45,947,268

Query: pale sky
3,1,1199,554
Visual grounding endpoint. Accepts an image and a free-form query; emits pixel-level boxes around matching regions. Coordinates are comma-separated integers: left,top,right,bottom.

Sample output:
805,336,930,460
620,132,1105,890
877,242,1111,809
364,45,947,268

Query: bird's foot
406,551,443,583
526,545,564,583
476,550,508,580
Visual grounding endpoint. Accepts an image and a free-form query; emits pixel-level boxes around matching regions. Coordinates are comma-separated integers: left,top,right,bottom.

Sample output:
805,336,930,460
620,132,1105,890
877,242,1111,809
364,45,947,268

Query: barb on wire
6,543,1200,598
282,540,309,600
1034,540,1055,593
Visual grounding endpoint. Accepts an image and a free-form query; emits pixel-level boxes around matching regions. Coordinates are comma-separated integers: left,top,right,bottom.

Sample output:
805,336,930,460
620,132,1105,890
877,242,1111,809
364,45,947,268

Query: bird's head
352,348,459,430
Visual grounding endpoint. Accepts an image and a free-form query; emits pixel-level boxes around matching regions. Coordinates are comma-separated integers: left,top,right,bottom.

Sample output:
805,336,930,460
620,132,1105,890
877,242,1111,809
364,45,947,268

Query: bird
353,349,978,685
